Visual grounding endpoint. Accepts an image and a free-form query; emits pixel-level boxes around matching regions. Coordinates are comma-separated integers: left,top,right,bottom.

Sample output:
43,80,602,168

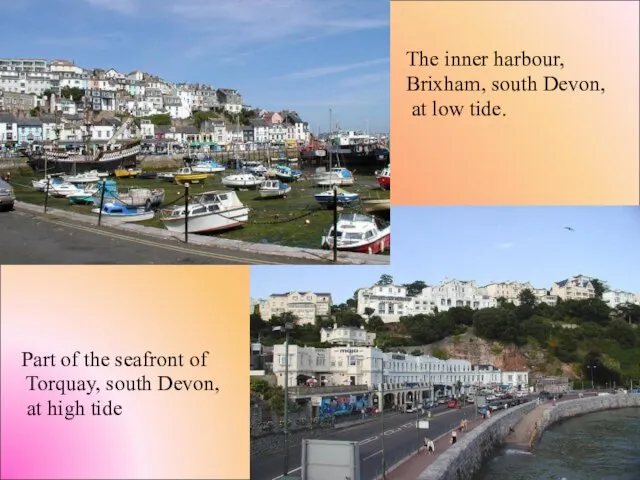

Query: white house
500,371,529,390
0,113,17,143
139,119,154,139
104,68,125,79
249,118,269,144
356,284,411,323
258,292,332,325
319,325,376,346
603,290,638,307
413,279,496,314
551,275,596,300
127,70,145,82
49,60,84,75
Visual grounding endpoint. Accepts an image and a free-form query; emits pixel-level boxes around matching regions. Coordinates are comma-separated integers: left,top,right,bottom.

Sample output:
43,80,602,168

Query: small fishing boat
160,190,249,233
158,172,175,182
137,171,158,180
273,165,302,182
47,181,82,198
114,168,141,178
312,167,355,186
31,175,63,191
91,181,165,210
314,188,360,207
321,213,390,254
191,160,226,173
222,173,264,189
259,179,291,199
68,183,100,205
376,166,390,190
62,171,101,183
174,167,208,184
247,164,268,175
91,202,155,222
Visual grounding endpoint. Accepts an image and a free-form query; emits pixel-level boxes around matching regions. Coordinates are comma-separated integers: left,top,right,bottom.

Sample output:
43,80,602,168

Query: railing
288,384,371,396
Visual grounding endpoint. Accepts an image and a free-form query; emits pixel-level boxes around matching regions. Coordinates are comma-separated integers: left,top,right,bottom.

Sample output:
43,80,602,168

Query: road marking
383,428,402,435
359,436,378,445
362,450,382,461
271,466,302,480
38,216,283,265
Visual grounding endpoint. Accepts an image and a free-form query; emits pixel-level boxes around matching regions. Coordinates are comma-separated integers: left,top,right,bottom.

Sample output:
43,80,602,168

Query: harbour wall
417,402,536,480
418,394,640,480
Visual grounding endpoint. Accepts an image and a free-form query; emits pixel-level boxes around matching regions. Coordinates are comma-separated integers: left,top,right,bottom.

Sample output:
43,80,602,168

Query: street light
587,364,597,390
379,356,387,480
273,322,294,478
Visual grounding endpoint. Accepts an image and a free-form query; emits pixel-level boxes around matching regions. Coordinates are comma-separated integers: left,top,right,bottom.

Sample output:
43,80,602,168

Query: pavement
0,202,389,265
251,404,479,480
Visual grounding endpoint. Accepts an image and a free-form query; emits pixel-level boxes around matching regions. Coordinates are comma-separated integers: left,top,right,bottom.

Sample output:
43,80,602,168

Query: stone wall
417,402,537,480
535,393,640,445
417,394,640,480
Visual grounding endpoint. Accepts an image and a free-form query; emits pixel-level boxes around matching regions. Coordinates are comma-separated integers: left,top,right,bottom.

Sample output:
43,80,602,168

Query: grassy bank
9,169,390,251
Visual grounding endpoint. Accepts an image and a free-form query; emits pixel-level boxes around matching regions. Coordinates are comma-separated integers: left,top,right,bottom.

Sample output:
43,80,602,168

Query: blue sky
3,0,389,132
251,207,640,302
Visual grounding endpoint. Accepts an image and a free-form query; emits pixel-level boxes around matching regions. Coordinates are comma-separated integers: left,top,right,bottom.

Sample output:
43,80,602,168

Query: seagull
564,226,575,232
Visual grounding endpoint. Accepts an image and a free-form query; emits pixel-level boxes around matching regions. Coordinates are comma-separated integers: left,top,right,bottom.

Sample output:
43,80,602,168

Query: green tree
516,289,537,320
403,281,427,297
367,315,385,332
591,278,607,299
60,86,85,102
376,274,394,286
147,113,171,126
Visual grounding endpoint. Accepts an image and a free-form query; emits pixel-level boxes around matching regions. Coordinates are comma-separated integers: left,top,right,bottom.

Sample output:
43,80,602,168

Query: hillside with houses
0,58,343,152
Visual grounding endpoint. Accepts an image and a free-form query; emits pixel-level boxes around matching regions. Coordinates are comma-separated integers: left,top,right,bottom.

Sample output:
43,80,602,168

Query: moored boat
361,198,390,213
312,167,354,186
259,179,291,199
273,165,302,182
173,167,208,184
376,166,390,190
68,183,100,205
62,170,101,183
137,171,158,180
321,213,390,254
91,180,165,210
114,168,141,178
314,188,360,207
191,160,226,173
91,202,155,222
160,190,249,233
222,173,264,189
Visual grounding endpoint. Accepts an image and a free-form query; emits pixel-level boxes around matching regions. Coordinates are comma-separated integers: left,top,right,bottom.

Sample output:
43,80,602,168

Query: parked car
447,399,460,408
0,178,15,211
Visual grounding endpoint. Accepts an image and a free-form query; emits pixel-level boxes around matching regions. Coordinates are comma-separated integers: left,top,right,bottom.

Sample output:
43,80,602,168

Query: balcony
287,384,371,397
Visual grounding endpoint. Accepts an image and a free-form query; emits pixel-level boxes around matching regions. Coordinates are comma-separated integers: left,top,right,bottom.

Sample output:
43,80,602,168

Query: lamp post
273,322,294,478
379,356,387,480
587,364,597,390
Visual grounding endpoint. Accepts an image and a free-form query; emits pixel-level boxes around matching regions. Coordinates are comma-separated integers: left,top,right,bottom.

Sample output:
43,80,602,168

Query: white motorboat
314,188,360,207
160,190,249,233
221,173,264,189
47,181,82,197
259,179,291,198
62,171,101,183
321,213,390,254
312,167,355,186
91,202,156,222
191,160,226,173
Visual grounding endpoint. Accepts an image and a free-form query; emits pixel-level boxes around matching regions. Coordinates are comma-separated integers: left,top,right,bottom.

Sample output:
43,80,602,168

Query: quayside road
0,209,325,265
252,404,478,480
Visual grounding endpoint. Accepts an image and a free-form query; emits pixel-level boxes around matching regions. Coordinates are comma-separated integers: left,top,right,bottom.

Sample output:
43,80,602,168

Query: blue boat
274,165,302,181
91,201,155,222
314,188,360,207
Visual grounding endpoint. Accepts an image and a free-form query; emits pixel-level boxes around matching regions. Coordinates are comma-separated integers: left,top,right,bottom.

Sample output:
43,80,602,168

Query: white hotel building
272,344,528,407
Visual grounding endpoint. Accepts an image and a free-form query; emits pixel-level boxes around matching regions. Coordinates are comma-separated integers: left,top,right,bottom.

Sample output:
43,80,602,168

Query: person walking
451,429,458,445
427,438,435,455
423,436,430,454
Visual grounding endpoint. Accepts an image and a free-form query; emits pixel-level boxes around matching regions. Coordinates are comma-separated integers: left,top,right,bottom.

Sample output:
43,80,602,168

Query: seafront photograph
249,206,640,480
0,1,390,265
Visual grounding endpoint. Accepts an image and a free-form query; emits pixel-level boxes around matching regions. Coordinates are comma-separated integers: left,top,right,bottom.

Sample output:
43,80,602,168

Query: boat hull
161,206,249,233
175,174,208,184
259,186,291,198
192,166,225,173
222,179,263,189
90,210,155,223
315,195,360,207
27,147,139,175
377,176,390,189
324,231,390,254
362,199,390,213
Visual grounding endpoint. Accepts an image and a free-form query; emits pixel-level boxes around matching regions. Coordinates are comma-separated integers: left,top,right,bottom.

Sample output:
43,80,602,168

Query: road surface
0,209,325,265
252,404,478,480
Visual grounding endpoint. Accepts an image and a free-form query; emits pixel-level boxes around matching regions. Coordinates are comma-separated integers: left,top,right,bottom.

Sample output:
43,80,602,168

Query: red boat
321,213,390,254
376,166,390,190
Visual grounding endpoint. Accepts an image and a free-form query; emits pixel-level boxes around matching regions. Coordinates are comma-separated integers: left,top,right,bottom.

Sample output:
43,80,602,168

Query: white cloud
83,0,388,55
497,242,515,249
340,72,389,87
276,59,389,81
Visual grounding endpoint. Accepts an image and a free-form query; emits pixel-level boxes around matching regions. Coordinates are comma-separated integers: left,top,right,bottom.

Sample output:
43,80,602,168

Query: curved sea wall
534,393,640,446
418,394,640,480
417,401,536,480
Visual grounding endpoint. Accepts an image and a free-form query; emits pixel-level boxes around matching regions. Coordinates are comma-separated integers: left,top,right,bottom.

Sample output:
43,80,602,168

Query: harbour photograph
0,0,390,265
249,206,640,480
